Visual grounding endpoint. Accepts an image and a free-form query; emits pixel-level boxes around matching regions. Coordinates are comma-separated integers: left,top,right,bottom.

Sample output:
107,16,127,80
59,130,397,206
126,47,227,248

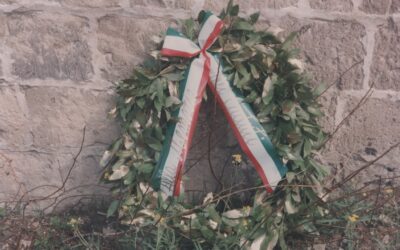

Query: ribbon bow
152,12,286,197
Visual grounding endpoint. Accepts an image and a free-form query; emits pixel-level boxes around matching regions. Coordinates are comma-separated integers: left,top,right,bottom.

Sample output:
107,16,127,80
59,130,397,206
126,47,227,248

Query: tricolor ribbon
151,12,287,197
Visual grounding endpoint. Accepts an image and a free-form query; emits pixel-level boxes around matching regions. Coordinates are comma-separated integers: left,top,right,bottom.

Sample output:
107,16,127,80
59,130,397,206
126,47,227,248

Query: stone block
0,152,23,203
390,0,400,13
318,89,337,132
369,18,400,90
0,14,6,38
0,15,5,77
61,0,122,8
184,101,232,202
131,0,194,9
97,15,170,81
204,0,298,12
275,16,366,89
322,97,400,187
309,0,353,12
359,0,390,14
0,147,110,210
0,0,60,5
184,98,265,203
0,86,32,149
23,86,119,150
5,13,93,81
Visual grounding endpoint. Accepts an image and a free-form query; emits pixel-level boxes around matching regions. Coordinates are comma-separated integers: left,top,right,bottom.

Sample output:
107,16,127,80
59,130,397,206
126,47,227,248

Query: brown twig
36,126,86,204
323,83,374,146
316,59,364,99
330,141,400,193
370,176,382,223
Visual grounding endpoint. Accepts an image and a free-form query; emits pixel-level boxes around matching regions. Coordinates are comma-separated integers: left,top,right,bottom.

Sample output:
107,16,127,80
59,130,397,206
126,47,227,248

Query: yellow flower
384,187,394,194
68,217,83,227
232,154,242,165
347,214,359,222
243,206,251,214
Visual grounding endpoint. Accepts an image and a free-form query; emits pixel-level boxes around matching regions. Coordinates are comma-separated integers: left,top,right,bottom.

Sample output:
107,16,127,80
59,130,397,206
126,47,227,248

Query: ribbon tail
207,55,287,192
151,57,210,197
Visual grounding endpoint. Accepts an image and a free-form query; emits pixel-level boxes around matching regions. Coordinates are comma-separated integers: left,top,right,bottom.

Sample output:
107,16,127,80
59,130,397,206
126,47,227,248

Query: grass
0,183,399,250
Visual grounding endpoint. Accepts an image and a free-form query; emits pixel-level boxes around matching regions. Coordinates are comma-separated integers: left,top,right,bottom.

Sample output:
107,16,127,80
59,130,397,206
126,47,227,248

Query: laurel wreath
100,1,330,248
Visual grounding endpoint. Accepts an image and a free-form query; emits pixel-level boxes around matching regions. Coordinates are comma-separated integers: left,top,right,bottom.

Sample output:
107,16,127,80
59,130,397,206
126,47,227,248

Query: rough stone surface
24,86,119,149
0,86,32,149
324,98,400,187
0,152,22,203
0,148,110,210
390,0,400,13
97,15,170,81
359,0,391,14
131,0,194,9
6,13,93,81
204,0,298,12
309,0,353,12
0,15,5,77
61,0,121,8
370,18,400,90
0,14,6,37
185,101,259,204
318,89,337,132
276,16,366,89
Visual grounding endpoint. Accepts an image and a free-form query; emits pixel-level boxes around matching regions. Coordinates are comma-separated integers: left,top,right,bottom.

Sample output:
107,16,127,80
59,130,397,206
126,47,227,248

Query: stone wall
0,0,399,210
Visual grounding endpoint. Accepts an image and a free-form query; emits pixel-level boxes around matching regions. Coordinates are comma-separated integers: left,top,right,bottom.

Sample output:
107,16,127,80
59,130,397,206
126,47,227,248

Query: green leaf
282,100,295,114
232,20,253,31
284,197,298,214
155,78,165,102
303,139,312,157
250,64,260,79
200,226,214,240
225,0,234,15
205,206,221,223
230,5,239,16
282,32,297,50
137,163,154,174
286,172,295,183
249,12,260,24
183,18,196,40
198,10,207,24
244,91,258,103
279,226,288,250
231,49,255,62
307,106,323,116
313,83,326,96
136,98,146,109
109,164,129,181
123,171,135,185
292,189,301,203
107,200,119,217
163,72,183,81
164,109,172,121
165,96,181,107
148,141,163,151
260,230,279,250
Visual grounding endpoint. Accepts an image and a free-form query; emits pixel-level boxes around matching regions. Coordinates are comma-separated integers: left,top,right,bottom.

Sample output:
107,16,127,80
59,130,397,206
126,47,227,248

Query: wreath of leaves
100,1,330,249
